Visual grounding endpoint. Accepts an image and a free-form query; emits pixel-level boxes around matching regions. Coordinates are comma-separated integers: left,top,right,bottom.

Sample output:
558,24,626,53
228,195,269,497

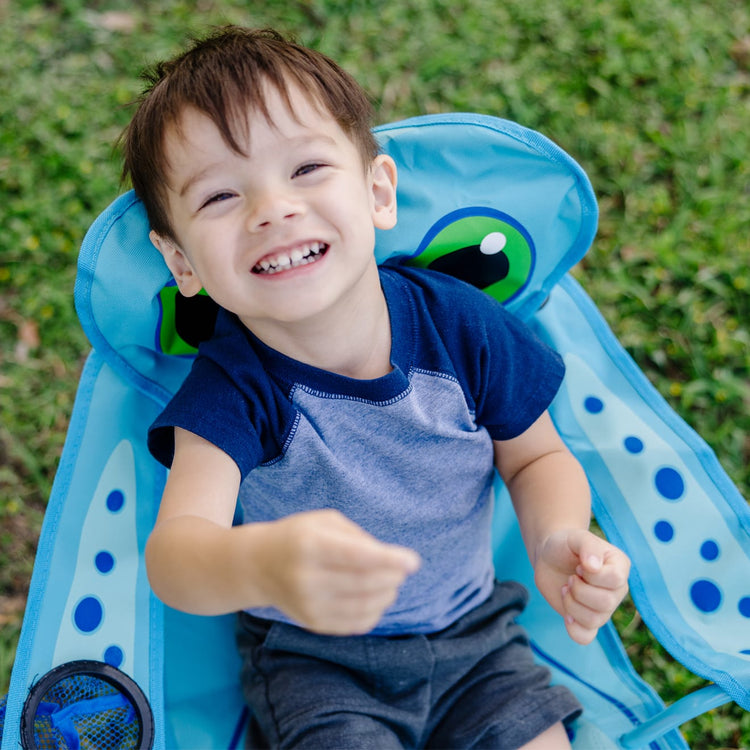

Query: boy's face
150,82,397,337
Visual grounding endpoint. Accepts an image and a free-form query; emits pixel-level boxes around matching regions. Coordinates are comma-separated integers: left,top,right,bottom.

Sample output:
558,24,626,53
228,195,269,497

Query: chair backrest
74,113,598,398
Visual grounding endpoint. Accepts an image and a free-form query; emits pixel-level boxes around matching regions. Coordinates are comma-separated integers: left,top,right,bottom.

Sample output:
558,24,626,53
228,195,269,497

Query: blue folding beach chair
2,113,749,749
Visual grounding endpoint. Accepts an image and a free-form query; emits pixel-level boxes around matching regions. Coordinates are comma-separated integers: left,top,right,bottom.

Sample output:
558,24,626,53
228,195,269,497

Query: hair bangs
121,26,379,240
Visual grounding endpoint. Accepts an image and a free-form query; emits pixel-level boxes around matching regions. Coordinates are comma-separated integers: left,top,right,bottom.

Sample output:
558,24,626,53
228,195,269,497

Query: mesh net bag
19,661,153,750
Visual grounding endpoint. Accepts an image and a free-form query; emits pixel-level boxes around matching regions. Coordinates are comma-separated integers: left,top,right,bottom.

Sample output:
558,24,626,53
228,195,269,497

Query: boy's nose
246,187,303,231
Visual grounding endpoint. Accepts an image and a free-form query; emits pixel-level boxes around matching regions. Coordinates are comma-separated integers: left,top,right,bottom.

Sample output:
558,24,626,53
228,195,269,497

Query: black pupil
426,244,510,289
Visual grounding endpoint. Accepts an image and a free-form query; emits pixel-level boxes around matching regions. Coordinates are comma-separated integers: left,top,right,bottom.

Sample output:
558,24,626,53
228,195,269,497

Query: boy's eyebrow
174,131,342,197
177,163,224,198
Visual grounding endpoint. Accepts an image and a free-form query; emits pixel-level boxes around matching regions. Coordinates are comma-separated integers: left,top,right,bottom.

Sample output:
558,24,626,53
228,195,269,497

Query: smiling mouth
252,242,329,275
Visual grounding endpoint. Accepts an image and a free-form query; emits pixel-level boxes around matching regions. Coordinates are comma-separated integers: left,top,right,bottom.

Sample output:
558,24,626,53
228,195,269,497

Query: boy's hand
534,529,630,645
259,509,421,635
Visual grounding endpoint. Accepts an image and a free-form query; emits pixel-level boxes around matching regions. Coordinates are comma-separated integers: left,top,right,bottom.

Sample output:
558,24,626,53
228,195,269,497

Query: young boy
123,26,630,749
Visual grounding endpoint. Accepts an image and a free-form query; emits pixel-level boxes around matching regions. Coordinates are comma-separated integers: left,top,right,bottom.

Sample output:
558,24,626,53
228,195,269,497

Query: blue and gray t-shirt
149,264,564,635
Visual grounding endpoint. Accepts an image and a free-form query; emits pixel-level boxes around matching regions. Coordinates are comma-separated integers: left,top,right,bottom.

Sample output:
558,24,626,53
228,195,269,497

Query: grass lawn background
1,0,748,746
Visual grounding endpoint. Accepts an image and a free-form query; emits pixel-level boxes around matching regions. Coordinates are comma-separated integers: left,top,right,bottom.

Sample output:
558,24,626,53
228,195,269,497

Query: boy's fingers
568,532,630,589
342,524,420,573
327,535,421,574
583,552,630,591
561,583,597,643
372,543,422,574
568,531,605,573
561,585,612,644
324,563,417,596
564,618,598,646
306,512,421,574
564,603,604,632
565,575,623,615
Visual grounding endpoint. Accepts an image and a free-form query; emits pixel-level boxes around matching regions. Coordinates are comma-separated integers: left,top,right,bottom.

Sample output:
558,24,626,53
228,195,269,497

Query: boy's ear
149,231,203,297
370,154,398,230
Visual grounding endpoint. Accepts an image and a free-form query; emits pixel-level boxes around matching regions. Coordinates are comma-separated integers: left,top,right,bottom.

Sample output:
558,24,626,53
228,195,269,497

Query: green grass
1,0,748,746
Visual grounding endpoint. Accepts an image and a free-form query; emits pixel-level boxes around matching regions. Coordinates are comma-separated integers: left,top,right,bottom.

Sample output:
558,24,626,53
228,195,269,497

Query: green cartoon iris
407,208,535,305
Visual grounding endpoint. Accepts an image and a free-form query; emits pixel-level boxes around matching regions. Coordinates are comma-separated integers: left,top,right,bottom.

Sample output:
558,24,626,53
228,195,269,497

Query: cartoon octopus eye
407,209,535,305
480,232,507,255
156,283,218,356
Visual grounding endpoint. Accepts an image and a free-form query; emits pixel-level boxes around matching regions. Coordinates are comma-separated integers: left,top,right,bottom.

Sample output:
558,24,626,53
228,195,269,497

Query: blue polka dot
74,596,104,633
584,397,604,414
690,580,722,613
104,645,124,668
654,521,674,542
106,489,125,513
655,467,685,501
95,551,115,574
700,541,720,561
624,436,644,454
739,598,750,618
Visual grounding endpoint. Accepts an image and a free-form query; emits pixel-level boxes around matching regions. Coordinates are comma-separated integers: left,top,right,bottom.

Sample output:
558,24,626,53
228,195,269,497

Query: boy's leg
236,613,431,749
518,722,571,750
269,712,404,750
245,709,404,750
425,581,581,750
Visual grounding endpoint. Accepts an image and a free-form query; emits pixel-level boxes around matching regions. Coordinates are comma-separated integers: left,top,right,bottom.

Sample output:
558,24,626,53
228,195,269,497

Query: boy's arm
145,427,420,634
494,411,630,644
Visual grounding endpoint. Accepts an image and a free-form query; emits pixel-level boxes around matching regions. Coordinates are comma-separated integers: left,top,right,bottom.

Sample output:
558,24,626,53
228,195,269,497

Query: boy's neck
243,273,393,380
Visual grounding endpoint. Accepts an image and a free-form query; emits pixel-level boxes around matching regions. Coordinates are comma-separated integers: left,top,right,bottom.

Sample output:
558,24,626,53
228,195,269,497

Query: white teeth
253,242,327,274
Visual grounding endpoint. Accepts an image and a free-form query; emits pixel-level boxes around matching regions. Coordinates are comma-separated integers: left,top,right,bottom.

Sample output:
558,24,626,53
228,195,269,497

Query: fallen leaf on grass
14,319,40,363
90,11,138,33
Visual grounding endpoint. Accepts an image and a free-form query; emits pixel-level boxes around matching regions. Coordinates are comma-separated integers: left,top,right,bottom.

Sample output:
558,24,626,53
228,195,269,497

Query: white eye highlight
479,232,507,255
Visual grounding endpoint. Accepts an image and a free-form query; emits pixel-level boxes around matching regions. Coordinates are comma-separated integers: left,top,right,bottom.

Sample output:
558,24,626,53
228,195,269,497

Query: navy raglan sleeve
399,265,564,441
473,299,565,440
148,355,265,478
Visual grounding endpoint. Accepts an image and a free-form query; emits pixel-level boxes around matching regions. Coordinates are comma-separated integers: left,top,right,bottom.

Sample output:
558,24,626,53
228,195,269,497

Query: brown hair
121,26,379,240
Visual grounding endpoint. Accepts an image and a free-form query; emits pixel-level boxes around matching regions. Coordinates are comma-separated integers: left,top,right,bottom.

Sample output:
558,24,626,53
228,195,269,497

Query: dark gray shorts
236,580,581,749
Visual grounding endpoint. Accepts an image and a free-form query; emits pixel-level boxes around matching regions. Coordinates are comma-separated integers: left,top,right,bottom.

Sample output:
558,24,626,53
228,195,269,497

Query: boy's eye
200,192,235,209
294,163,325,178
